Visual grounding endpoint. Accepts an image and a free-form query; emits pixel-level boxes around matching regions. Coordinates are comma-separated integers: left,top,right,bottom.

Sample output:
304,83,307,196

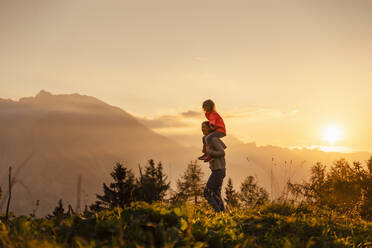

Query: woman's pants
203,168,226,212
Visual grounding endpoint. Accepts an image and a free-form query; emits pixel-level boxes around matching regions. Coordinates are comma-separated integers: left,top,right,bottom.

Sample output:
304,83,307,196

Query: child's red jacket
205,111,226,135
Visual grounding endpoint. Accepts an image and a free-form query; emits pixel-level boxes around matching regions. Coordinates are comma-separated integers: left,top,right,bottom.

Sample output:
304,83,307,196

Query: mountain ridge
0,91,370,217
0,91,195,216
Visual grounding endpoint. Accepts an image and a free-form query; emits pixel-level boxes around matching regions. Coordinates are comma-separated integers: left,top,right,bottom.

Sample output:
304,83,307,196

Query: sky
1,0,372,152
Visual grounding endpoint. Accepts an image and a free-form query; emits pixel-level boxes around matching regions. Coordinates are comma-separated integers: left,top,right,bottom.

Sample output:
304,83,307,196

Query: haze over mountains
0,91,370,216
0,90,195,216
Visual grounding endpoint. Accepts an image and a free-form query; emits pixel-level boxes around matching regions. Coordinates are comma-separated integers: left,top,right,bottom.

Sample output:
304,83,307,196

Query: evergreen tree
82,204,92,218
286,156,372,220
288,159,365,213
224,178,240,208
47,199,71,219
176,160,205,204
327,159,362,211
136,159,170,203
359,157,372,220
50,199,65,218
240,176,269,208
90,163,136,211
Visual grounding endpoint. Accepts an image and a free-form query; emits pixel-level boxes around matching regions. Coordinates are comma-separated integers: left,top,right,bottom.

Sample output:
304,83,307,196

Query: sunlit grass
1,201,372,248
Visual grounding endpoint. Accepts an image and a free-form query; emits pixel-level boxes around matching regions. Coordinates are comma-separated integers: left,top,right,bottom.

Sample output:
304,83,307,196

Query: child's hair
202,99,215,112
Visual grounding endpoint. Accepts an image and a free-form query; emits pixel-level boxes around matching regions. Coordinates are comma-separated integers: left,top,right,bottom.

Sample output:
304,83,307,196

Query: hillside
2,201,372,247
0,91,195,216
0,91,370,217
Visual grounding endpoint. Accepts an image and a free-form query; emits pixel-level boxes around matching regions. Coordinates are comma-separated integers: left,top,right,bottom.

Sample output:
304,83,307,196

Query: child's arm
208,112,220,130
209,123,216,130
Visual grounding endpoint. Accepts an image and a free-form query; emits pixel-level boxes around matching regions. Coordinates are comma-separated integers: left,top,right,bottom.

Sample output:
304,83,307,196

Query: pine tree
360,156,372,220
47,199,67,219
136,159,170,203
240,176,269,208
176,160,205,204
90,163,136,211
82,204,92,218
52,199,65,217
224,178,240,208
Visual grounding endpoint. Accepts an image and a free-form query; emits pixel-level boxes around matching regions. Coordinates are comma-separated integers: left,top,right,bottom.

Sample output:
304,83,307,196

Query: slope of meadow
1,201,372,248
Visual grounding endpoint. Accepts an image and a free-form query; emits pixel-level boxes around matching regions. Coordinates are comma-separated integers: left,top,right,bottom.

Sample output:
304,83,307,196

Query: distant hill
0,91,196,216
0,91,370,216
149,131,371,199
224,140,371,199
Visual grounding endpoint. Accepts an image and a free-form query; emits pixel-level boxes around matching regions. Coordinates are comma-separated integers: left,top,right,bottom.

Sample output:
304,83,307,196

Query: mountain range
0,91,370,216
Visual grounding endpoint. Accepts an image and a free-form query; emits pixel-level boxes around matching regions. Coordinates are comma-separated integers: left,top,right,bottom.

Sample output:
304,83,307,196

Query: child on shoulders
198,99,226,162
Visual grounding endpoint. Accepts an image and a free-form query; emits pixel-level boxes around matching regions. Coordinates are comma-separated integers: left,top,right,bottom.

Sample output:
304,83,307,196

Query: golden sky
1,0,372,152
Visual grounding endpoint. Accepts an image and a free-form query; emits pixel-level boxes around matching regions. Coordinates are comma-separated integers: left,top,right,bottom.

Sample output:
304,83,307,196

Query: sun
322,125,343,144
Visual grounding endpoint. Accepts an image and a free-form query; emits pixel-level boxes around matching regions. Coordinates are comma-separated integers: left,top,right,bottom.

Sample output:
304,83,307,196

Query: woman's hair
202,99,215,112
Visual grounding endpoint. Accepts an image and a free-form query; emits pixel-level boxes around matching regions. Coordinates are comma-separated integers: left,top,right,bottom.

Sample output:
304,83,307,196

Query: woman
201,121,226,213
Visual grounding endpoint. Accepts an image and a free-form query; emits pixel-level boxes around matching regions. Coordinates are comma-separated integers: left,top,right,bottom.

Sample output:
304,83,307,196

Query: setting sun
323,125,343,144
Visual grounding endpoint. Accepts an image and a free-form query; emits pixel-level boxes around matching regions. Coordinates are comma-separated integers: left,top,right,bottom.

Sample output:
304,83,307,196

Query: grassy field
1,201,372,248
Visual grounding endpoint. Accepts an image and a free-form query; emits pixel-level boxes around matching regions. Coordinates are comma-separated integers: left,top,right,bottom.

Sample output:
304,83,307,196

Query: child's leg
198,136,208,160
202,136,207,153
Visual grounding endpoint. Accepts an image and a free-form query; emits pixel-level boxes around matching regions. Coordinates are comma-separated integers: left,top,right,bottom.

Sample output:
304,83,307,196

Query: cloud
194,57,208,62
137,107,298,130
138,115,192,129
137,109,205,129
225,108,298,121
180,110,202,118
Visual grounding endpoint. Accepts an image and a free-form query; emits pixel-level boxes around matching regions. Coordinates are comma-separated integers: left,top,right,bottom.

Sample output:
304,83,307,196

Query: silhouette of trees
327,159,363,212
359,157,372,219
43,155,372,221
90,160,170,212
49,200,65,219
287,162,329,206
288,159,362,212
175,160,205,204
90,163,136,211
224,178,240,209
47,199,75,220
288,157,372,219
240,176,268,208
136,159,170,203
